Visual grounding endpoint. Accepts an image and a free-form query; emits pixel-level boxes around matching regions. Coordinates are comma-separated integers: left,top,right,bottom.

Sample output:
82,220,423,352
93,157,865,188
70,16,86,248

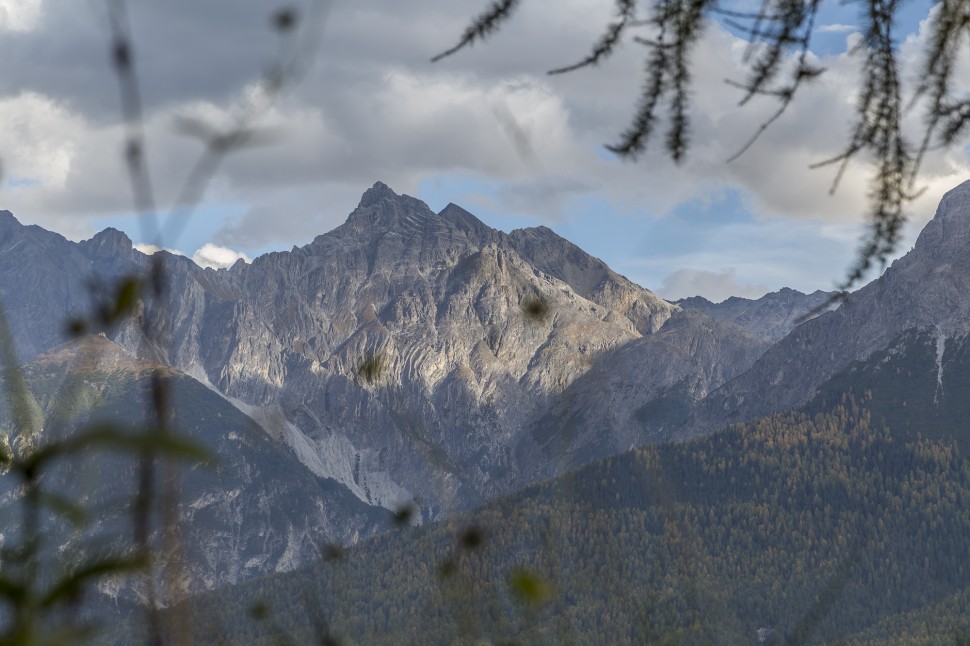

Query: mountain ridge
0,181,884,599
0,183,841,519
682,179,970,437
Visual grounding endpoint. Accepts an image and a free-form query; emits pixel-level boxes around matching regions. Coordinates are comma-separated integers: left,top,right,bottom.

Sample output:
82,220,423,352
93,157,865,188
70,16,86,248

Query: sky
0,0,966,302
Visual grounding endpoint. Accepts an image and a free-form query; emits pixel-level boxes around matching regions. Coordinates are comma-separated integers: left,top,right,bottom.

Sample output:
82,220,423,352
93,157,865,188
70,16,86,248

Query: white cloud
622,215,874,297
191,243,250,270
816,23,857,33
659,268,770,302
0,0,42,32
0,0,966,292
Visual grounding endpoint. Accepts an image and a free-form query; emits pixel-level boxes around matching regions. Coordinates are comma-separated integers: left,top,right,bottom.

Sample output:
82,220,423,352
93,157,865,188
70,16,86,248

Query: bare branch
106,0,160,244
548,0,636,75
605,0,674,158
431,0,521,63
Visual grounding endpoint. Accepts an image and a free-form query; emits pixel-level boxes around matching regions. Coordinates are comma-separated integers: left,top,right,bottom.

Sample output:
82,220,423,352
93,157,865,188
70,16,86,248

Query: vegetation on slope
129,395,970,645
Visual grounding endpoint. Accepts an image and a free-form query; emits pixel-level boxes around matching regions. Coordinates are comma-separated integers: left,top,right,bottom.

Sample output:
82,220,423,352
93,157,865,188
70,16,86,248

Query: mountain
522,310,770,476
0,335,389,599
4,178,970,630
14,179,970,603
129,183,681,514
0,183,772,525
0,183,784,605
681,179,970,438
676,287,836,342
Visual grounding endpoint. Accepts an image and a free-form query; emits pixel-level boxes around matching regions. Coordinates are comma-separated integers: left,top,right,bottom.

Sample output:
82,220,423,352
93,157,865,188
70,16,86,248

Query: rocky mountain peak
0,209,23,240
914,179,970,252
506,224,676,334
0,180,796,587
933,179,970,220
683,179,970,437
354,181,430,213
344,182,438,237
436,202,497,241
81,227,133,256
357,181,398,207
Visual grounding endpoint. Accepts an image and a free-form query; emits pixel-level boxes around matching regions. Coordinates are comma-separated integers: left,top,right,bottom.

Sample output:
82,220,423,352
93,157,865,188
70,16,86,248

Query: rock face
125,183,701,516
9,178,970,541
522,310,769,481
682,179,970,437
506,224,676,334
0,183,767,532
0,336,388,599
30,178,963,594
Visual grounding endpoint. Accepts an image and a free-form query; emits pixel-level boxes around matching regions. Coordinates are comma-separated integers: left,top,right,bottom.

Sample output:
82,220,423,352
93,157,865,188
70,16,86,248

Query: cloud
816,23,857,33
191,243,250,269
0,0,42,32
658,268,770,302
0,0,964,282
621,210,874,297
212,203,343,248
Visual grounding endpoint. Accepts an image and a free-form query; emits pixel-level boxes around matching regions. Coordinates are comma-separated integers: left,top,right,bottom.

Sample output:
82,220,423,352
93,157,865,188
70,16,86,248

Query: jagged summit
0,210,22,238
340,181,442,241
435,202,498,240
913,178,970,251
354,181,431,212
357,180,399,207
81,227,133,255
933,178,970,219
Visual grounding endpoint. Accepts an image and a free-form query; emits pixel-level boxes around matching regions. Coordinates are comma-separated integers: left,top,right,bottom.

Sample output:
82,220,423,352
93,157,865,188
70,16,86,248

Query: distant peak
436,202,494,236
344,182,433,233
94,227,131,243
82,227,133,255
932,179,970,221
0,209,22,228
358,181,400,208
913,179,970,251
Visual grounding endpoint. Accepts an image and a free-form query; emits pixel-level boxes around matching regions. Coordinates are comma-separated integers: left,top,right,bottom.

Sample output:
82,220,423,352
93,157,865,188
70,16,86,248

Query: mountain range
3,179,970,603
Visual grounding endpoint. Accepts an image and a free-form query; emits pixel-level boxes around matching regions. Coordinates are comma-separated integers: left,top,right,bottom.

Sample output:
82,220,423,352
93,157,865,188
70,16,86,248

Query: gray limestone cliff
0,183,766,530
0,336,388,600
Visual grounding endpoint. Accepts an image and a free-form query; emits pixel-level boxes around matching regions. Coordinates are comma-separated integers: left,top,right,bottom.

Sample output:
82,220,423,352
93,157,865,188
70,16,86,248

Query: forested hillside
106,396,970,644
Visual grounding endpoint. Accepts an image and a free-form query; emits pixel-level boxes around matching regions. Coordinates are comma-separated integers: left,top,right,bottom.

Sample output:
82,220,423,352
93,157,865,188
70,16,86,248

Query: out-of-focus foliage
435,0,970,298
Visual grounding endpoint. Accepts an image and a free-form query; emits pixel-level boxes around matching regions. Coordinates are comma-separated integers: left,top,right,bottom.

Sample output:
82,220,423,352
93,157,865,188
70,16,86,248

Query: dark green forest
101,394,970,645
